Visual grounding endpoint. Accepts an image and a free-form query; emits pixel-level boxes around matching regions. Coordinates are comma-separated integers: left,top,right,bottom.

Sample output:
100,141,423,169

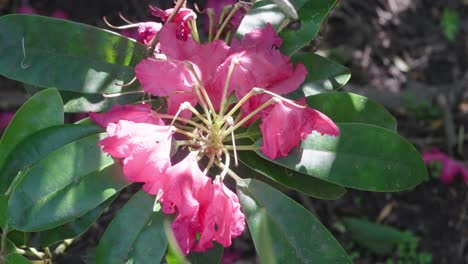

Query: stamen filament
222,87,264,123
207,8,215,42
174,128,203,141
185,104,211,126
222,97,276,138
188,19,200,43
220,148,231,180
102,90,145,98
225,145,257,151
154,113,210,133
203,153,216,175
219,58,239,118
214,4,240,40
214,160,247,187
226,116,239,166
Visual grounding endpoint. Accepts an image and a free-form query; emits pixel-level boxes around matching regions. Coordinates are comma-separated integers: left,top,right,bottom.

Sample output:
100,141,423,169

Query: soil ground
0,0,467,263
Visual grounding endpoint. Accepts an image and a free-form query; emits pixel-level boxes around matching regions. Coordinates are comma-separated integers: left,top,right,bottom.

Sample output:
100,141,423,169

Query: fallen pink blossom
422,148,468,184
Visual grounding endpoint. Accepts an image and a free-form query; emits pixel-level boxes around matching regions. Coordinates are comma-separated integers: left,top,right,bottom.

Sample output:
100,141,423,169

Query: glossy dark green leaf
62,92,143,113
32,195,116,247
8,133,129,231
4,253,32,264
0,14,146,93
237,179,351,263
261,123,427,191
280,0,337,55
343,217,404,254
290,53,351,96
238,151,346,199
271,0,298,19
237,0,337,55
188,243,224,264
0,89,63,187
96,191,167,264
306,92,397,131
0,124,102,193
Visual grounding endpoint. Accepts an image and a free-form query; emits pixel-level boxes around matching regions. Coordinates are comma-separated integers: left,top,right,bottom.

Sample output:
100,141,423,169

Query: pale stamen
102,90,145,98
219,57,240,118
226,116,238,167
170,101,191,126
222,87,265,123
222,97,278,138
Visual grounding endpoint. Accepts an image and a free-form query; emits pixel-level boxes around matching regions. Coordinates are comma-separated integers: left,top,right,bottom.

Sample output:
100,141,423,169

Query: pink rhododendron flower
137,22,162,45
98,120,174,189
136,23,230,112
89,104,163,128
16,6,38,15
260,99,340,159
205,0,247,35
194,180,245,252
51,10,69,19
95,5,340,255
150,6,196,40
0,112,14,130
422,148,468,184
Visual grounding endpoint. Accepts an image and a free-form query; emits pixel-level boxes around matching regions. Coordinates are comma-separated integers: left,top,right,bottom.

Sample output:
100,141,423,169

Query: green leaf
0,124,102,193
270,0,298,19
188,243,224,264
290,52,351,96
343,217,405,255
306,92,397,131
96,191,167,264
237,179,350,263
4,253,32,264
8,133,130,231
0,14,146,93
0,194,7,227
238,151,345,199
0,88,63,185
237,0,337,55
62,92,142,113
260,123,427,191
280,0,337,55
440,8,459,42
31,194,116,247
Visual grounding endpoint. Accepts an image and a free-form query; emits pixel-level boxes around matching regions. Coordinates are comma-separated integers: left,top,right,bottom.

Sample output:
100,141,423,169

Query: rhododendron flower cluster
92,5,339,254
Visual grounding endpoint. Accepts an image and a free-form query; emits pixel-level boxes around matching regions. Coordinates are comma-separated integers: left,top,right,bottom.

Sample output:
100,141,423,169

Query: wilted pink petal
16,6,38,15
51,10,69,19
422,148,468,184
98,121,173,185
137,22,162,45
89,104,163,128
194,180,245,252
0,112,14,129
260,99,339,159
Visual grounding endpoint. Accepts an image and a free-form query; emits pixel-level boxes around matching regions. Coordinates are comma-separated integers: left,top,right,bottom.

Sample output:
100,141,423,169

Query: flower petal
89,104,163,128
260,99,339,159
